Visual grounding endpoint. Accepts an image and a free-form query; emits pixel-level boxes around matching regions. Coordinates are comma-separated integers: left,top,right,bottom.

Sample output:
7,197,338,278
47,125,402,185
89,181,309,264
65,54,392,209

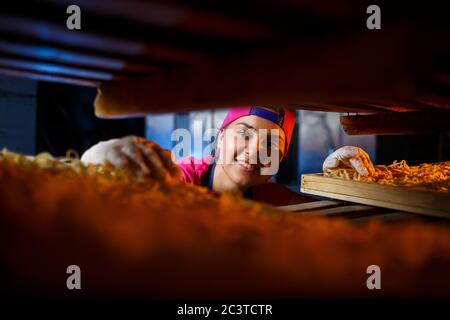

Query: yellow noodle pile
325,160,450,191
1,149,450,298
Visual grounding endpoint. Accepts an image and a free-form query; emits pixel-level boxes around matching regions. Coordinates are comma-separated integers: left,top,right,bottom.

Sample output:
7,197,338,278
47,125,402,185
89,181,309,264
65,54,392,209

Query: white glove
81,136,183,182
322,146,375,176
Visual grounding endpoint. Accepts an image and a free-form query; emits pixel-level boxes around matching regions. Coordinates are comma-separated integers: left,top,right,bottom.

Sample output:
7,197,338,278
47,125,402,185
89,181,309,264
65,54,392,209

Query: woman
81,106,374,206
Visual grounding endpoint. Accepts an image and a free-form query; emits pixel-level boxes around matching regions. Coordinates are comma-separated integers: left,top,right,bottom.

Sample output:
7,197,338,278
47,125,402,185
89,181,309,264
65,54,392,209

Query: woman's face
216,115,286,188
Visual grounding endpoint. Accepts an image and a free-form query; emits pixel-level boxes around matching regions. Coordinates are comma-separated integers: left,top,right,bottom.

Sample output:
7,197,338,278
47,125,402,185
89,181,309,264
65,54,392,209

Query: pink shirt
176,156,295,206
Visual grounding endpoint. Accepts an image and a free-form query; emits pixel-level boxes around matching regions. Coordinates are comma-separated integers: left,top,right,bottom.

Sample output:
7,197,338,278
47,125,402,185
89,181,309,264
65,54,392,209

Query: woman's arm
81,135,183,182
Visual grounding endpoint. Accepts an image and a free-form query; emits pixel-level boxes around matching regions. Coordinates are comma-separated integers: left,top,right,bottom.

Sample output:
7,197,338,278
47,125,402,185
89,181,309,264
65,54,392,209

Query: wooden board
277,200,431,224
277,200,341,212
300,174,450,219
1,2,450,118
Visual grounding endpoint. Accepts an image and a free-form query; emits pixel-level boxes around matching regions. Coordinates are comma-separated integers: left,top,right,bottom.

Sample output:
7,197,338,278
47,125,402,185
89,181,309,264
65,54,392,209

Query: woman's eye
236,129,246,136
261,139,279,150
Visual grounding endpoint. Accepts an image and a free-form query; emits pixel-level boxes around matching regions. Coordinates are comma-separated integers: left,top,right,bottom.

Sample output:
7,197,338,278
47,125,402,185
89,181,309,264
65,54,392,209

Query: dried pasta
325,160,450,192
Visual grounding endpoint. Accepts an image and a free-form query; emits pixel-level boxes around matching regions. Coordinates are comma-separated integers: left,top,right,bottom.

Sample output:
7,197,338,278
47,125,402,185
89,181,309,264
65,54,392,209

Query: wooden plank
340,111,450,135
278,199,402,221
0,67,99,87
302,174,450,208
42,0,273,41
277,200,342,212
300,174,450,219
1,0,269,58
0,15,205,63
94,27,415,116
294,103,398,114
0,57,118,81
0,40,158,74
417,93,450,109
351,211,421,225
0,30,176,68
296,102,443,114
302,204,377,216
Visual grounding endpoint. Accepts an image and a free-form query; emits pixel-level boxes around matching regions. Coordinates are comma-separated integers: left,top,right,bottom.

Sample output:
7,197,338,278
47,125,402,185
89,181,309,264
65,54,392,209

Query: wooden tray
300,174,450,219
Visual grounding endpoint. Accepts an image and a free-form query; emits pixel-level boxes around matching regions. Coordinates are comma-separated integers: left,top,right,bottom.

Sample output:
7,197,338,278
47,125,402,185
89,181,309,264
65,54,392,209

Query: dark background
36,81,145,157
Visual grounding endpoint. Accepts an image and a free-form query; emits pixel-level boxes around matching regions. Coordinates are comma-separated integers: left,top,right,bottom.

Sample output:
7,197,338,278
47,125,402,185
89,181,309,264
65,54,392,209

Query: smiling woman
174,106,300,206
213,109,288,189
81,106,303,206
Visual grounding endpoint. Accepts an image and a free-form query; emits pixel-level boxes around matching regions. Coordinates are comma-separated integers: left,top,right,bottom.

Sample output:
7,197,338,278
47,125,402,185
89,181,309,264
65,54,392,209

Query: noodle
325,160,450,192
1,149,450,297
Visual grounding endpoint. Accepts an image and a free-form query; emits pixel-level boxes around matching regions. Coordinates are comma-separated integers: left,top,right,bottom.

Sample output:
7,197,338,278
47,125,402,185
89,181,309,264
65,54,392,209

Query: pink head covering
219,106,296,156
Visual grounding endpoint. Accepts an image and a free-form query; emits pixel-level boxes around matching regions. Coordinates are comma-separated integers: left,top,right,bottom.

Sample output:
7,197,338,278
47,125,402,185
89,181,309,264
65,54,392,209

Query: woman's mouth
235,158,259,172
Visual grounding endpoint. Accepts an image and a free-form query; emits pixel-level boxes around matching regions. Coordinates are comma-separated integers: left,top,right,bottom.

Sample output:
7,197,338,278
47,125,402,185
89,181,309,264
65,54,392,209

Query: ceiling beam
40,0,274,42
94,27,417,117
0,15,206,64
0,67,99,87
0,57,119,81
340,111,450,135
0,40,158,74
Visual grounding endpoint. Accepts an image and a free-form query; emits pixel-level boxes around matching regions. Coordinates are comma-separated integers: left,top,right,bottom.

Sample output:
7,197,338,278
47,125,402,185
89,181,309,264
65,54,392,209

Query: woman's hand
322,146,375,176
81,136,183,182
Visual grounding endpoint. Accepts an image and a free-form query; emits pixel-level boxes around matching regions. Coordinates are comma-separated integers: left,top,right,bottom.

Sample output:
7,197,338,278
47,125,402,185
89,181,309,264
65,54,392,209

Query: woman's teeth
235,159,258,171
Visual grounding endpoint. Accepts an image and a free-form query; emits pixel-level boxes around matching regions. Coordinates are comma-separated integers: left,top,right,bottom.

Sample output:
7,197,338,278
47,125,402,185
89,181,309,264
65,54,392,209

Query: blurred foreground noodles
1,149,450,298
